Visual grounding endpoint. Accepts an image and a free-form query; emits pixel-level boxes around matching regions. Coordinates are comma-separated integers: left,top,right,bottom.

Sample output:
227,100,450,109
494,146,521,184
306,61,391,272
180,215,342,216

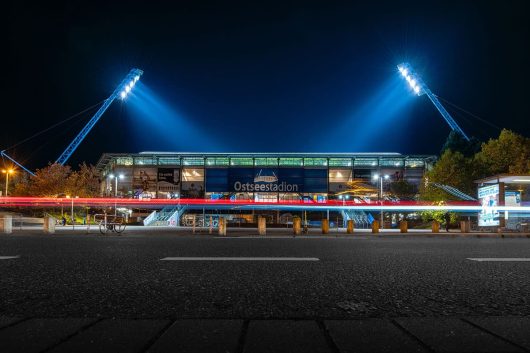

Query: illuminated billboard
478,184,501,226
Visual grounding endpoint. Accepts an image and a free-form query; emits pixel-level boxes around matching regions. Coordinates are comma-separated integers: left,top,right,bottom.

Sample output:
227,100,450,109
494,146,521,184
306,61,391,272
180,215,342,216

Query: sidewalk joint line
461,318,530,353
390,319,436,353
317,319,341,353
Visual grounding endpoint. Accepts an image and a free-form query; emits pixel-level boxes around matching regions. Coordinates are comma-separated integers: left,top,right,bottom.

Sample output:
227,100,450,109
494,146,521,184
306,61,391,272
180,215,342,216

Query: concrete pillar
346,220,354,234
432,221,440,233
399,220,408,233
321,219,329,234
0,215,13,234
258,216,266,236
371,220,380,234
218,217,226,236
43,216,55,234
293,217,301,235
460,220,470,233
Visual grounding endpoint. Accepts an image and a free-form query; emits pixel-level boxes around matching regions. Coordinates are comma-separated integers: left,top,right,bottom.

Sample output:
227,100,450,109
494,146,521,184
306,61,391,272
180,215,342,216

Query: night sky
5,1,529,170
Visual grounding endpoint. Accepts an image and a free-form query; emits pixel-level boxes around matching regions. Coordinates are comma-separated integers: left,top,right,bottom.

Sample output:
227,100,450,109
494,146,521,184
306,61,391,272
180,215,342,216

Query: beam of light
2,197,530,214
125,82,222,152
323,76,415,152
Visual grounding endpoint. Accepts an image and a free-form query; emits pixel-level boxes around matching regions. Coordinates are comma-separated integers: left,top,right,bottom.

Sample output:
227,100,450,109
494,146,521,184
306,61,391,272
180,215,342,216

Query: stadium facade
96,152,436,202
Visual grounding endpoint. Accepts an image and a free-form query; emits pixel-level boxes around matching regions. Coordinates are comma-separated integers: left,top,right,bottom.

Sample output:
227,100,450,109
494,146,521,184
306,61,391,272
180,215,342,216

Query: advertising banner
157,168,180,197
133,168,157,197
505,191,521,207
478,184,500,226
157,168,180,185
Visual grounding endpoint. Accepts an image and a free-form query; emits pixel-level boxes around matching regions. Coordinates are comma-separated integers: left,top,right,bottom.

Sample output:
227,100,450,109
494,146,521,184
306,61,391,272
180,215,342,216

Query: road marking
160,257,320,261
0,256,19,260
467,258,530,262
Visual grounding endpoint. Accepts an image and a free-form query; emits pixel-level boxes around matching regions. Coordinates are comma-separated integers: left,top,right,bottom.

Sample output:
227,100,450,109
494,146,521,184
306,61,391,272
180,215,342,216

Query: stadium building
96,152,435,201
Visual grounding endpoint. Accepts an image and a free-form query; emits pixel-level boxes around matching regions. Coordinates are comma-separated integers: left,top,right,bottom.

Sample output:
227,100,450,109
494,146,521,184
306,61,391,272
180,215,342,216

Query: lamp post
373,174,389,229
2,169,15,197
108,173,124,216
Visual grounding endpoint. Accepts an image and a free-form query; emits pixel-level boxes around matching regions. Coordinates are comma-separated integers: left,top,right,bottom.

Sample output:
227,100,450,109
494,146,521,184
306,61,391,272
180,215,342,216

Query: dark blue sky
5,1,529,169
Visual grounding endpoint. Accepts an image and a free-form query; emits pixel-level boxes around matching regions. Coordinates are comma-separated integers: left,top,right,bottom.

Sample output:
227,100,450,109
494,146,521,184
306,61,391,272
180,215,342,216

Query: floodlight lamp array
397,63,423,96
119,69,143,100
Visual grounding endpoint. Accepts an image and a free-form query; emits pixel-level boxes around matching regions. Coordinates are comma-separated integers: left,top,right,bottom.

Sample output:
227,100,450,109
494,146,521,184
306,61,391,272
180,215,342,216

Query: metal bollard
43,216,55,234
400,220,408,233
432,221,440,233
0,215,13,234
218,217,226,236
371,220,380,234
293,218,301,235
346,220,354,234
258,216,266,236
321,219,329,234
460,220,470,233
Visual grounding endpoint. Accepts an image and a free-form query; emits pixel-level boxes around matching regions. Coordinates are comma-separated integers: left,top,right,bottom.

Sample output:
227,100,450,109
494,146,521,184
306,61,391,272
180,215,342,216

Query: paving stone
147,319,242,353
466,317,530,351
0,316,24,329
325,319,428,353
0,318,96,353
48,318,170,353
243,320,331,353
395,317,524,353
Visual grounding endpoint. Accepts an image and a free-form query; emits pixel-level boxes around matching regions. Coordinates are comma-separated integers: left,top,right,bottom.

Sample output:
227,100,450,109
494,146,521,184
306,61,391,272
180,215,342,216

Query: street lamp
66,195,78,229
373,174,390,228
1,168,15,197
108,173,124,216
108,174,125,197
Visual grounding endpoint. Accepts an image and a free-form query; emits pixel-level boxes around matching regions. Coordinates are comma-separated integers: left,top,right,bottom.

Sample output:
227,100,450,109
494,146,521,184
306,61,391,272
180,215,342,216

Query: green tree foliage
419,150,477,201
420,129,529,202
441,131,481,157
475,129,530,175
389,180,416,199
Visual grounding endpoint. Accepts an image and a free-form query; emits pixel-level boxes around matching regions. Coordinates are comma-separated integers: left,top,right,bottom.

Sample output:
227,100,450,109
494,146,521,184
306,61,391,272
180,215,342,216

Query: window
303,158,327,167
182,158,204,166
230,158,253,166
328,158,352,167
115,157,133,166
380,159,404,167
182,168,204,182
279,158,303,166
329,168,352,183
206,158,229,166
354,158,378,167
254,158,278,166
158,157,180,165
134,157,157,166
405,159,425,168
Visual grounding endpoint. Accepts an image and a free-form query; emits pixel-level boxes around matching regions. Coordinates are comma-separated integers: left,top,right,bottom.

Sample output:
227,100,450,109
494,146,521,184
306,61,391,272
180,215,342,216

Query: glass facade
97,153,436,199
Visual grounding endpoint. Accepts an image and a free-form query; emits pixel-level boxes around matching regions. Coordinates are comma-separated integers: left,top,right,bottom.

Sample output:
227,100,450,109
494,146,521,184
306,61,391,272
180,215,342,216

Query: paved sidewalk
0,316,528,353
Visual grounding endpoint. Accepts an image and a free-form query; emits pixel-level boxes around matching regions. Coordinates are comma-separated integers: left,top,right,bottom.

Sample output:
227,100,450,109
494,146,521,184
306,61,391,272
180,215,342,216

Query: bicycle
94,214,126,235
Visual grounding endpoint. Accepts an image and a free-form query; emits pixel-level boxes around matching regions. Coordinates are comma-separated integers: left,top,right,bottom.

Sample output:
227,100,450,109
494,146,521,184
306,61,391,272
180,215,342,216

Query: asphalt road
1,233,529,320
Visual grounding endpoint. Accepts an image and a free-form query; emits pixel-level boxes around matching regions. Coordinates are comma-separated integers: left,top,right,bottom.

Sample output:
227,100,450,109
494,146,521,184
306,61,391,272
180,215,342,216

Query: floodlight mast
0,151,36,176
55,68,143,165
397,63,469,141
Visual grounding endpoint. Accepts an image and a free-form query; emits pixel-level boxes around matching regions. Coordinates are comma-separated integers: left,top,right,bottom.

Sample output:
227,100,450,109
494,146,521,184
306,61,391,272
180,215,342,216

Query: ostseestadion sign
233,169,300,192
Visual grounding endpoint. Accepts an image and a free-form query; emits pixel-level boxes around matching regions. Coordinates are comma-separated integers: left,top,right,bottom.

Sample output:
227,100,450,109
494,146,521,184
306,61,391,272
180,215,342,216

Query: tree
419,150,478,201
66,163,100,197
389,180,415,199
27,163,72,197
441,131,481,157
475,129,530,175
